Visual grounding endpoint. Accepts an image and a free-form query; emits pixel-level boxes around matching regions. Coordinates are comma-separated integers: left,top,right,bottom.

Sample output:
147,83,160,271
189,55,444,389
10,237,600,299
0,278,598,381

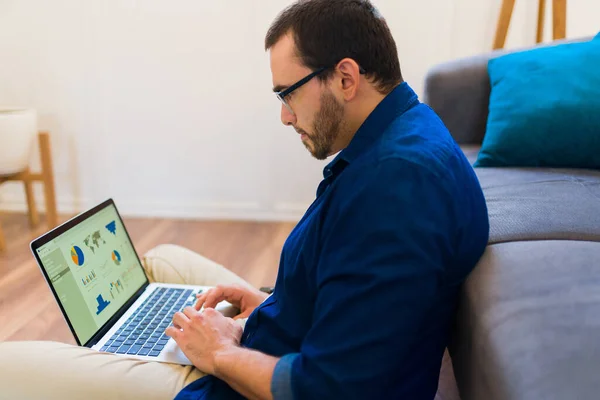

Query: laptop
30,198,235,365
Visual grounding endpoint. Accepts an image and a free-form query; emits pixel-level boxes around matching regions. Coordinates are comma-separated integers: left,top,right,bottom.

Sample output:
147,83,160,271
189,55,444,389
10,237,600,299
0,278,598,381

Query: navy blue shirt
175,82,489,399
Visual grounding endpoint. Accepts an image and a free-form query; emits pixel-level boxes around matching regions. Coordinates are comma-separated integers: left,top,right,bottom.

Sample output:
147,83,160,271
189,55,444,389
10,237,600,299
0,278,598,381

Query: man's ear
336,58,361,101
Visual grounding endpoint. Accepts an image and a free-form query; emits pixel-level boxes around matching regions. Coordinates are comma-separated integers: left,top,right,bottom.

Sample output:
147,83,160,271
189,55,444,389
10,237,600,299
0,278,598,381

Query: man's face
270,34,345,160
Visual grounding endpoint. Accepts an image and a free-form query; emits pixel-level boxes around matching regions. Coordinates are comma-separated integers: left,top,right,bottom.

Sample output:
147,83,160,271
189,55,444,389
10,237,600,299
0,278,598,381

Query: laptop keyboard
100,287,198,357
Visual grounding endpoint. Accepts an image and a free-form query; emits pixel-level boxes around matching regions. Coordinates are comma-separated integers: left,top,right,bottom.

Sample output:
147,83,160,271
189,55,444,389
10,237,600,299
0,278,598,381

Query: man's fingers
172,311,190,330
183,306,201,320
165,326,180,340
194,293,207,310
194,287,223,309
195,285,246,311
204,288,226,309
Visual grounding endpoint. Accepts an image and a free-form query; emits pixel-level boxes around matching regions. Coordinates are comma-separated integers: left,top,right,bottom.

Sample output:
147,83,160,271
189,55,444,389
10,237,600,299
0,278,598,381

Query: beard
297,89,344,160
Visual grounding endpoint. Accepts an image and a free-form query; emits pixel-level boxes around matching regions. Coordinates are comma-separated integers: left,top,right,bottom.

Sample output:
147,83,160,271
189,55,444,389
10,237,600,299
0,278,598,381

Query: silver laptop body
30,198,234,365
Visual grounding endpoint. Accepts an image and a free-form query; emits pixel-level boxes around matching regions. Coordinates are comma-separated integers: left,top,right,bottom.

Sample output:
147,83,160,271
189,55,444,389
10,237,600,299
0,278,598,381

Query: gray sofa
424,38,600,400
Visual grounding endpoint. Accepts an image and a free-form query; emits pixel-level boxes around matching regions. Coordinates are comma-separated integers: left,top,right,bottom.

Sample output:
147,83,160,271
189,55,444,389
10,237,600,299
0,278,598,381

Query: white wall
0,0,598,221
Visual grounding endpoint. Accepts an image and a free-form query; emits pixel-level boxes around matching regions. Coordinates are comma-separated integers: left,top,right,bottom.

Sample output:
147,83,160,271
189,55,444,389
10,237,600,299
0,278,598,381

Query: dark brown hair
265,0,403,94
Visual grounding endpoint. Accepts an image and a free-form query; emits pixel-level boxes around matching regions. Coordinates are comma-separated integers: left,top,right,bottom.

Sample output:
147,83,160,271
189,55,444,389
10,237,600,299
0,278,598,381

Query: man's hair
265,0,403,94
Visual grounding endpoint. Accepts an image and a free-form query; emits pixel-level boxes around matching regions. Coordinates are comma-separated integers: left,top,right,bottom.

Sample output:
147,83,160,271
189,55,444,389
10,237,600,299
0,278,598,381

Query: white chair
0,108,57,251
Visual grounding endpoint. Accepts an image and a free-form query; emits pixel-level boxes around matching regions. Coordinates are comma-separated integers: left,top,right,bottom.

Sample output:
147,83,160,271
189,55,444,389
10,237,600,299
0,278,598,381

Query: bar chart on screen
81,270,97,286
109,279,124,299
95,294,111,315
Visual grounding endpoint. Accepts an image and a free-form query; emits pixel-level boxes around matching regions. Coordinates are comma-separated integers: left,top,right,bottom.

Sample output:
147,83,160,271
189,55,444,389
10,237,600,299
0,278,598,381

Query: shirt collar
322,82,419,179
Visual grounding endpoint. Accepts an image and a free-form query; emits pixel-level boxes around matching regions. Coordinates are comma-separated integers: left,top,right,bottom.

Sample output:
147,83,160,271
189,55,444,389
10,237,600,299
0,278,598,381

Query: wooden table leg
493,0,516,50
38,132,58,229
536,0,546,43
552,0,567,40
23,168,40,227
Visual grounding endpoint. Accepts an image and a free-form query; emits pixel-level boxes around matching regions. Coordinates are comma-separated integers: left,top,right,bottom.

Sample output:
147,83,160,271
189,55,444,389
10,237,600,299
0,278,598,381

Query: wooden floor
0,212,295,344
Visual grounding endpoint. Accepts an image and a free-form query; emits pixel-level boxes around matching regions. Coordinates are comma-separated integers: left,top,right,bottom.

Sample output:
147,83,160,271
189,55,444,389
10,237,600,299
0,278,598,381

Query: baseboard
0,193,84,215
0,193,308,222
111,199,308,222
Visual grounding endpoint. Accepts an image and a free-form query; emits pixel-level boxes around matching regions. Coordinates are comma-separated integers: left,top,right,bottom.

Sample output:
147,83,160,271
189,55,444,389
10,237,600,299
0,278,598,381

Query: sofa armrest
422,37,593,145
423,54,493,145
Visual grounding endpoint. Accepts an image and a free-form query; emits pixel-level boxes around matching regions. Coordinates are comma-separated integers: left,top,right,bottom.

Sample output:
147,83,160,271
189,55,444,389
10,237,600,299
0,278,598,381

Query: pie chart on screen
71,246,85,266
112,250,121,266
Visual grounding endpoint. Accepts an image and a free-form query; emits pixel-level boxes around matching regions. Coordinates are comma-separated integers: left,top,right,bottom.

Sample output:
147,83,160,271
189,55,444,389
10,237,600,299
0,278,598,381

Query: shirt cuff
271,353,300,400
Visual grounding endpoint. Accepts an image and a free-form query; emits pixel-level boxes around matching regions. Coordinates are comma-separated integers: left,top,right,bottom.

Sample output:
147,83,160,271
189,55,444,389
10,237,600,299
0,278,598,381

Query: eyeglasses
275,65,366,115
275,67,328,115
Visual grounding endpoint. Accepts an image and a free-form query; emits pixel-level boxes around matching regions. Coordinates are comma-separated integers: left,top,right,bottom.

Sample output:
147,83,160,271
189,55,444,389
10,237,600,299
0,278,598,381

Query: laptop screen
35,203,148,345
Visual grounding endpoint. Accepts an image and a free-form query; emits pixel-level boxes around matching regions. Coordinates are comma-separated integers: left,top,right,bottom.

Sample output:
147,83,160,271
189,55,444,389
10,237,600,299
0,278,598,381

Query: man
169,1,489,399
0,1,488,399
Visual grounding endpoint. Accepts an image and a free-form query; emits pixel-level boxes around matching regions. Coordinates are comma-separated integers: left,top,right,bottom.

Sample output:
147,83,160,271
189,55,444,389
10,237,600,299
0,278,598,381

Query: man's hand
166,307,243,375
195,284,269,320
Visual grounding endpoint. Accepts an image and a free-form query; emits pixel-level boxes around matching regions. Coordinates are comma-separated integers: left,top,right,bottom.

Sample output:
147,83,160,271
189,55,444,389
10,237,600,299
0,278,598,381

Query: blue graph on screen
106,221,117,235
95,294,111,315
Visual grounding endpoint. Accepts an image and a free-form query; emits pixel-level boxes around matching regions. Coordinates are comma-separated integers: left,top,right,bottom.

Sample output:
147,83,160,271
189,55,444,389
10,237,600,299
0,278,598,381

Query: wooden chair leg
552,0,567,40
38,132,58,229
0,223,5,251
23,168,40,227
493,0,516,50
536,0,546,43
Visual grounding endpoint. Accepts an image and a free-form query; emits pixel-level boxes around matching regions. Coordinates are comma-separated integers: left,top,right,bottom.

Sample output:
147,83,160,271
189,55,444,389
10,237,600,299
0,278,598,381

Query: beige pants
0,244,253,400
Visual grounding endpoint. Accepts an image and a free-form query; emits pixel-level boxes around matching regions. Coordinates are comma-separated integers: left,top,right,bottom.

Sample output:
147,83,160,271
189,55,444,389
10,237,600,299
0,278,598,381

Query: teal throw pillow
474,36,600,169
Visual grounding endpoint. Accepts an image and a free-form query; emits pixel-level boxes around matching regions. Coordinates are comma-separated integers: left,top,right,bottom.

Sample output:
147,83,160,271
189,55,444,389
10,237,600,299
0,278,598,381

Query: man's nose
281,104,296,126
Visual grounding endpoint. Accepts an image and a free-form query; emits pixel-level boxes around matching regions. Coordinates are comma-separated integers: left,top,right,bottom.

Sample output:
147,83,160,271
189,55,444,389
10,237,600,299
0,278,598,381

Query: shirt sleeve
271,353,300,400
286,158,456,399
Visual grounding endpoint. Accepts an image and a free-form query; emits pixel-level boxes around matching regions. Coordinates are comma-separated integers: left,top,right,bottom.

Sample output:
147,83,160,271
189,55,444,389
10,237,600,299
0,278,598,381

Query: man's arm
213,346,278,400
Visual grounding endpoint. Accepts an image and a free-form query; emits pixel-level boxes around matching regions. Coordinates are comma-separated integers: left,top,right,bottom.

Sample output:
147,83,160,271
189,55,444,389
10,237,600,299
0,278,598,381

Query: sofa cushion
451,240,600,400
473,167,600,244
474,36,600,169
